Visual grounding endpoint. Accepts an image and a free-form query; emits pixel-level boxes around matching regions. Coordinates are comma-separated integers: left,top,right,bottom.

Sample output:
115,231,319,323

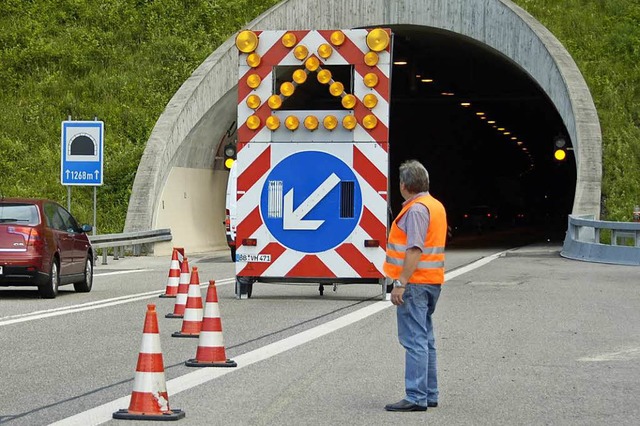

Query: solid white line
577,347,640,362
51,254,500,426
0,278,235,327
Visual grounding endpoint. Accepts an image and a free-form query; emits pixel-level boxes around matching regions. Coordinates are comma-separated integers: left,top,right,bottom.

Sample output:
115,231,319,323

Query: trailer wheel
235,277,253,299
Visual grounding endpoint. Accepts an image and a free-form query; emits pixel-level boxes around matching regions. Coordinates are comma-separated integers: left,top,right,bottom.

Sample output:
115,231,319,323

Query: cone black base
171,331,199,338
112,408,185,421
185,358,237,368
165,313,183,319
159,294,177,299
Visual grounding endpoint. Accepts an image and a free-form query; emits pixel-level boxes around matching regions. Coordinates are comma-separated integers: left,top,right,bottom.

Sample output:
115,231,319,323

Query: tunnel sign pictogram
61,120,104,186
260,151,362,253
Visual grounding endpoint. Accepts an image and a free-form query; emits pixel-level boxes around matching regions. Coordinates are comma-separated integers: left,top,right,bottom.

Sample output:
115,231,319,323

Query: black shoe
384,399,427,412
427,401,438,408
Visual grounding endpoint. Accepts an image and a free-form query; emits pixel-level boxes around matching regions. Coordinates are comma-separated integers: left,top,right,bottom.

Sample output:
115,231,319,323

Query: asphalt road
1,232,639,426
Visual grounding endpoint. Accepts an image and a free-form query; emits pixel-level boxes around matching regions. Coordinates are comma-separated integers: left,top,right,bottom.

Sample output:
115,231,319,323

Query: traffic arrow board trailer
61,120,104,186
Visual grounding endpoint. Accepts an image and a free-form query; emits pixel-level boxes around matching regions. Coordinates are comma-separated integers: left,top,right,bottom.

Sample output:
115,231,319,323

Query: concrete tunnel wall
124,0,602,256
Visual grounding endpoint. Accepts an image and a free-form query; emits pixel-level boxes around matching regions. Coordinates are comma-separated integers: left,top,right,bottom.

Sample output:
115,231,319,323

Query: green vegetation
513,0,640,220
0,0,638,231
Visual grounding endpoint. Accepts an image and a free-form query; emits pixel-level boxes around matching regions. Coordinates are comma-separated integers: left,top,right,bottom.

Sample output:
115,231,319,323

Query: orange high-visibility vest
383,194,447,284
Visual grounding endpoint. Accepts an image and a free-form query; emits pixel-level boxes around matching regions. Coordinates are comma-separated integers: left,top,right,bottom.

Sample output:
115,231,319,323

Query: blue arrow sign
260,151,362,253
61,121,104,186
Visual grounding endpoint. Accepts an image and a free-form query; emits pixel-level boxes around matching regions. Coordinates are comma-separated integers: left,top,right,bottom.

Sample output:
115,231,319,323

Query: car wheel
39,258,59,299
74,257,93,293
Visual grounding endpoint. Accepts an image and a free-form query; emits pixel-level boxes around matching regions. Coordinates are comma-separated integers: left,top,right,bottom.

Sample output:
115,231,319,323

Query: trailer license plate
236,254,271,263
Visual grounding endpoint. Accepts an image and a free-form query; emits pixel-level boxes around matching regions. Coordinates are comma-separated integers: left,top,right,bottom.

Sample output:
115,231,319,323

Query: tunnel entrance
386,26,575,243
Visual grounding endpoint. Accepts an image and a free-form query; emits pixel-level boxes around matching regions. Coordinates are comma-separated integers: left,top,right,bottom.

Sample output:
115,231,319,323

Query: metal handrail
89,229,172,265
561,215,640,265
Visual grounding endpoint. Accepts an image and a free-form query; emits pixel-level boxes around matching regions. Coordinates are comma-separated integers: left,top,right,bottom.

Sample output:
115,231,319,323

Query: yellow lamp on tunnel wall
366,28,390,52
282,32,297,48
554,149,567,161
236,30,258,53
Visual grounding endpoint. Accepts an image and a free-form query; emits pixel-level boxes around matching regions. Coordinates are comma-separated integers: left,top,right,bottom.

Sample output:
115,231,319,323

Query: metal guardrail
89,229,172,265
561,215,640,265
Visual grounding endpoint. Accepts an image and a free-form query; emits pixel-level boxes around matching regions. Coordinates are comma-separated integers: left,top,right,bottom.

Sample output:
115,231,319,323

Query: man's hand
391,287,405,305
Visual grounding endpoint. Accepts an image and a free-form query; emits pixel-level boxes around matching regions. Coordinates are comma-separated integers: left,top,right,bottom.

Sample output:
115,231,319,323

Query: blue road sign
260,151,362,253
61,121,104,186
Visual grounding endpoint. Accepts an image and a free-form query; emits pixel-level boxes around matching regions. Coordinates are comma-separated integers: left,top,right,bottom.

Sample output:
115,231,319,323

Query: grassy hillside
0,0,638,232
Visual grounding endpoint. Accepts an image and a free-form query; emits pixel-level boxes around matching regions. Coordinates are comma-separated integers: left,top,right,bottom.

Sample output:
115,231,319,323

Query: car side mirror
81,224,92,233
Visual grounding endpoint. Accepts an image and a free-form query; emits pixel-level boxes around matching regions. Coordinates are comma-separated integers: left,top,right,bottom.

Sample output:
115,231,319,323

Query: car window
43,202,66,231
0,203,40,225
56,205,80,233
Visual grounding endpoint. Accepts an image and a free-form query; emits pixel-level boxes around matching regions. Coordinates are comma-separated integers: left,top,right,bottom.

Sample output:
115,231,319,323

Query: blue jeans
397,283,442,406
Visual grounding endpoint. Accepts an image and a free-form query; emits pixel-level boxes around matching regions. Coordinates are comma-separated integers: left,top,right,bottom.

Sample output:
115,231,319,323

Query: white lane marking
94,269,152,277
577,347,640,362
50,254,501,426
0,277,235,327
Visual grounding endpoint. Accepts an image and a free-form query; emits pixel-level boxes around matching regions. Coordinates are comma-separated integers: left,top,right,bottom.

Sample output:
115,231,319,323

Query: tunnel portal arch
125,0,602,254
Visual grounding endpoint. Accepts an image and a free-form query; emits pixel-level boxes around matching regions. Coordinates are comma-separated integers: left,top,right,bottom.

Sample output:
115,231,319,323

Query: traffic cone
186,281,237,367
172,267,203,338
159,249,180,298
165,257,190,318
113,304,185,421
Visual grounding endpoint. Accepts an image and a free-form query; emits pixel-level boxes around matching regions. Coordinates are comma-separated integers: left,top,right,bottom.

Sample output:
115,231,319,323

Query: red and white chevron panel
235,29,391,280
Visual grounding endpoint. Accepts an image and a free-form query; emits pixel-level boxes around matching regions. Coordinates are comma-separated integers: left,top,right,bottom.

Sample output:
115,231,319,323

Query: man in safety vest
383,159,447,412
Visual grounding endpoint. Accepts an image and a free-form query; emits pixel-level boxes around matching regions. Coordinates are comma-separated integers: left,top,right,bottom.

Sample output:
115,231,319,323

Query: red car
0,198,94,298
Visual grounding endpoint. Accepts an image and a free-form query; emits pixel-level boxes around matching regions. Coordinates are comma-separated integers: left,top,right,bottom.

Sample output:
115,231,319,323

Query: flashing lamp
342,115,357,130
280,82,295,97
305,56,320,71
329,81,344,97
285,115,299,130
223,143,236,170
364,51,379,66
293,69,308,84
294,45,309,60
323,115,338,130
304,115,319,131
318,43,333,59
282,32,297,48
266,115,280,130
246,94,261,109
246,53,261,68
363,72,379,88
236,30,258,53
268,95,283,109
317,69,332,84
330,31,345,46
366,28,390,52
246,74,261,89
362,114,378,130
363,94,378,109
554,136,567,162
341,94,356,109
246,115,261,130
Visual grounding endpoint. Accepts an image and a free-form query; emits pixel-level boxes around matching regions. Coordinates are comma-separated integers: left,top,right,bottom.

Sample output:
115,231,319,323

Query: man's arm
390,247,421,306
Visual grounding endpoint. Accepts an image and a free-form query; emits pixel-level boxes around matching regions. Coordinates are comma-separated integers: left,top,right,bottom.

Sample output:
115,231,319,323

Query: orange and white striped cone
165,257,190,318
172,267,203,338
113,304,185,421
159,249,180,298
186,281,237,367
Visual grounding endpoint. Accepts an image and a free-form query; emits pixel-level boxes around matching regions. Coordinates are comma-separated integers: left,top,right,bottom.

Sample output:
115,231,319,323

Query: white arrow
283,173,341,230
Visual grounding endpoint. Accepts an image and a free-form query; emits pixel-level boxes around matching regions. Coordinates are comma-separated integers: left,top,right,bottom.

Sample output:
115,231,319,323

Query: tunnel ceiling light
475,112,485,116
504,132,511,135
393,60,408,65
441,92,455,96
480,116,487,120
488,120,496,124
517,141,523,145
236,30,259,53
460,102,471,107
511,137,517,140
366,28,390,52
497,127,505,131
421,78,434,83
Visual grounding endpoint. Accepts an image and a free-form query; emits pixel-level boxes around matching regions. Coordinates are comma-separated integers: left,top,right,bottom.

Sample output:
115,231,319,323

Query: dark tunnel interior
386,26,576,244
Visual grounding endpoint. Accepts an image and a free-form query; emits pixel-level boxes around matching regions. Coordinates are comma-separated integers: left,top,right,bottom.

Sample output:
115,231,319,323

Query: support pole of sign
93,186,97,236
67,186,71,212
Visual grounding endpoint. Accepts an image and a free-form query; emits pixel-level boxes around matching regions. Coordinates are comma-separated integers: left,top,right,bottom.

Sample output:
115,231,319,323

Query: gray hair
399,160,430,193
